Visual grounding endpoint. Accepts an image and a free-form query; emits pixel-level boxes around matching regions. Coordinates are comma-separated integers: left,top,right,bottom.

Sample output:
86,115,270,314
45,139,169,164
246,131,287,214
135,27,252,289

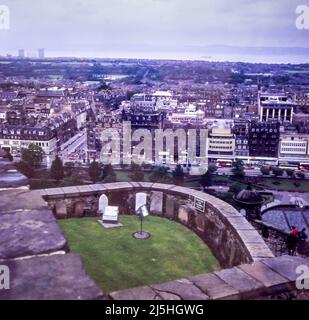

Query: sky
0,0,309,62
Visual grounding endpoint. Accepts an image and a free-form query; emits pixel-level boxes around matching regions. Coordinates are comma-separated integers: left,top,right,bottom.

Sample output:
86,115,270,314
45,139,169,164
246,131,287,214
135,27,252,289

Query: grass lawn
183,180,201,189
212,175,230,183
59,215,219,293
261,179,309,192
115,171,152,182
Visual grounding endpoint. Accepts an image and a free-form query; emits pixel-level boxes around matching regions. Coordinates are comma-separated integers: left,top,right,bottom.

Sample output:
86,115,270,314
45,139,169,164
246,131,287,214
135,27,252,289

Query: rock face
0,208,68,260
0,254,103,300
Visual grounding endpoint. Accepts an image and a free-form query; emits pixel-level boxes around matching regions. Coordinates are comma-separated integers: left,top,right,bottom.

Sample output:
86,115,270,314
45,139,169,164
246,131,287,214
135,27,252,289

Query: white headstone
150,191,163,214
102,206,119,223
98,194,108,216
135,192,147,212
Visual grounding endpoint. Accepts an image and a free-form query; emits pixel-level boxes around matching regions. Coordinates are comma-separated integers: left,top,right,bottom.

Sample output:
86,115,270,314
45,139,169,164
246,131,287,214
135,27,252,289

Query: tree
129,162,144,182
15,161,34,178
260,166,270,175
21,143,44,167
126,90,135,100
149,166,169,183
200,171,212,190
296,171,305,179
229,182,243,194
50,155,64,181
272,167,284,177
88,160,101,183
199,164,217,190
5,150,13,162
285,169,295,178
98,81,111,91
172,164,184,185
64,162,75,176
101,163,116,182
207,164,218,174
231,159,245,178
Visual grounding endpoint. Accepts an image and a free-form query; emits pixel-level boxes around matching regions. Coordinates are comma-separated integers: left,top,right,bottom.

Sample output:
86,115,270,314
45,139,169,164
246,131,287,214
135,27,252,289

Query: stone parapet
42,182,274,267
109,255,309,300
0,188,104,300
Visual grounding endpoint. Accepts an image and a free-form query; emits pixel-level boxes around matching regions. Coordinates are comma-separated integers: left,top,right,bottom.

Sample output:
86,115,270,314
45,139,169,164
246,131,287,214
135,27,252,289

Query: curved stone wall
41,182,274,268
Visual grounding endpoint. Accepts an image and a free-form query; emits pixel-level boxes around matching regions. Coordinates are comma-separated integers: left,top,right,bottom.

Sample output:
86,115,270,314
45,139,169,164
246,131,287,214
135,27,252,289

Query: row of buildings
1,82,309,169
0,86,92,159
88,90,309,167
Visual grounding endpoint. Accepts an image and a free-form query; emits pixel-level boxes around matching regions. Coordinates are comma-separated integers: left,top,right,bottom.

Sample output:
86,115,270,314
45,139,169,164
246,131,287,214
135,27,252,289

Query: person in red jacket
287,226,298,255
291,226,299,237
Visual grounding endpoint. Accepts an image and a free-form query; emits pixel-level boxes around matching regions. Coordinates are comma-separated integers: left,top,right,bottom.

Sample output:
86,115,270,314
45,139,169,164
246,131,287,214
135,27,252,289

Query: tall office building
18,49,25,58
38,48,45,59
249,121,280,158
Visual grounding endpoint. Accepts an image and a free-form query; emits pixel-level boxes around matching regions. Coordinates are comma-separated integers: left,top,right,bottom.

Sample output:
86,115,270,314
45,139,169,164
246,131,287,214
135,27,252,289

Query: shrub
88,160,101,183
272,167,284,176
296,172,305,179
229,182,243,194
5,151,13,161
272,180,281,185
129,162,144,182
285,169,294,177
294,181,301,188
50,156,64,181
260,166,270,175
207,164,217,174
172,164,184,185
15,161,34,178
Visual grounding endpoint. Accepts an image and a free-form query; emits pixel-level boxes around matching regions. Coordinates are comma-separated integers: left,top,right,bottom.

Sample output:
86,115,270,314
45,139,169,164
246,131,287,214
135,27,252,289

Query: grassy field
59,216,219,293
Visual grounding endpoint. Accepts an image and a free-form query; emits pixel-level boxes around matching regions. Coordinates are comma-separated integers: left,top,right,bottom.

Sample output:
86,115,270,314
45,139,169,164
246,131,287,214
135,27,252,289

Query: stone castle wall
1,185,307,300
40,182,274,268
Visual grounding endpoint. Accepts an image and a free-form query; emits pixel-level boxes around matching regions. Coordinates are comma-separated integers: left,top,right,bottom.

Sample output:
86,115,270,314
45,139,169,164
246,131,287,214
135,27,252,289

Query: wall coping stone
0,253,103,300
110,255,309,300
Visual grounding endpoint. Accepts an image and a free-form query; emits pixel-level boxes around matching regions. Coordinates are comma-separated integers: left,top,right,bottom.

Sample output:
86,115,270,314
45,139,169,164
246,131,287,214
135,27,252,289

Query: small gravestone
97,194,123,229
178,205,190,224
195,214,205,232
74,201,85,217
55,201,67,219
150,191,163,215
135,192,147,211
102,206,119,224
165,195,176,219
98,194,108,218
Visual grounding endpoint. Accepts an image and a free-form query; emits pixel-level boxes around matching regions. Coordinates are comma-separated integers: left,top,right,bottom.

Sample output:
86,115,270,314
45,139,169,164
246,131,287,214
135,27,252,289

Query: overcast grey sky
0,0,308,60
